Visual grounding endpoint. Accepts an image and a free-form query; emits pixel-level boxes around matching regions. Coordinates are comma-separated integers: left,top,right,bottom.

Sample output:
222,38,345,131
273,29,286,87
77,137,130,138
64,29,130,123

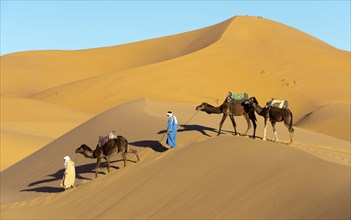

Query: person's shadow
21,161,120,193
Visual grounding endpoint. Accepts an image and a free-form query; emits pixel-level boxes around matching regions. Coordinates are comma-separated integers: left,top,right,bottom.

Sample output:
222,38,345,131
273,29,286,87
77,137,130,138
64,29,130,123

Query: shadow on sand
130,140,169,152
20,124,238,194
177,124,217,137
21,160,123,193
131,124,227,153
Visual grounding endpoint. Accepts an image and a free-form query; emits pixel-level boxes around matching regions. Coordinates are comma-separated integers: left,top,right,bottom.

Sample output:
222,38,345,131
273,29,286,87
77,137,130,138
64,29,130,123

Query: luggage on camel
108,130,117,140
266,98,288,109
227,92,248,102
98,136,109,147
98,131,117,147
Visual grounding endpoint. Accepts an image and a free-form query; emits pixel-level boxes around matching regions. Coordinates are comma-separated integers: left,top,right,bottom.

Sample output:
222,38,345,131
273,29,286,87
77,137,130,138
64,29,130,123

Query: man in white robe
61,156,76,190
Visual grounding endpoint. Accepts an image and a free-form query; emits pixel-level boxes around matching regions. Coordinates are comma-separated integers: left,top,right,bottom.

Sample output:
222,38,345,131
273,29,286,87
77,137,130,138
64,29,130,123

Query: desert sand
1,16,350,219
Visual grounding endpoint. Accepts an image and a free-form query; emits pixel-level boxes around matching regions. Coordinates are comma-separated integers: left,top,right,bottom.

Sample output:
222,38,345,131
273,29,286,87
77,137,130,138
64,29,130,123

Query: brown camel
244,97,294,144
75,135,140,178
196,99,257,137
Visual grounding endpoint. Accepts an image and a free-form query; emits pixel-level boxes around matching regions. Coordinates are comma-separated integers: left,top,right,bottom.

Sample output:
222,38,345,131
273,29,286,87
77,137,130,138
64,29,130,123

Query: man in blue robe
166,111,178,148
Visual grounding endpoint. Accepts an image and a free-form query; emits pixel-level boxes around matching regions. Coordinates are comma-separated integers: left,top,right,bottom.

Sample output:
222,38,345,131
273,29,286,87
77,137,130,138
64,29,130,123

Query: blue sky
1,0,350,55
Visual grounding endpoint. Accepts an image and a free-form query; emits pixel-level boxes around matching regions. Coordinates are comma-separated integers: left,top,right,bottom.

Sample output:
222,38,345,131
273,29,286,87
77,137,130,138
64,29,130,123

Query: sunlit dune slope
27,16,350,139
1,18,232,97
1,99,350,219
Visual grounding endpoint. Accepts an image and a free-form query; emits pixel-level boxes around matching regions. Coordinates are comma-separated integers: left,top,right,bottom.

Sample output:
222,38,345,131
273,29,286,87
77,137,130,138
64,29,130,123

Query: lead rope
183,110,199,126
74,153,79,171
73,153,79,187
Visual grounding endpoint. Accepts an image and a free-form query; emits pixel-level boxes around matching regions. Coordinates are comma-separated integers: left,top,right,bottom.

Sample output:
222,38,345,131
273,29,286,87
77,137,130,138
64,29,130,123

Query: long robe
166,115,178,148
61,160,76,189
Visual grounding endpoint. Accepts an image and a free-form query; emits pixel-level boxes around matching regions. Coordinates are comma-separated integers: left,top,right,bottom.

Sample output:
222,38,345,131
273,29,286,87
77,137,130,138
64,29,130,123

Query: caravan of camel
76,92,294,178
196,93,294,144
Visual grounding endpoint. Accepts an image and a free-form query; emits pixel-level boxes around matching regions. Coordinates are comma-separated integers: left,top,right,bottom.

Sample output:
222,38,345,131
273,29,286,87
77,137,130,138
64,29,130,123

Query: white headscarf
64,156,71,168
167,111,178,124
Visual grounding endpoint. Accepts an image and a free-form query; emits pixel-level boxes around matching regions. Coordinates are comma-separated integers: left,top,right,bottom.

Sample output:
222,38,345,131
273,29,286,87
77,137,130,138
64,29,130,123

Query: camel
196,99,257,137
75,135,140,178
244,97,294,144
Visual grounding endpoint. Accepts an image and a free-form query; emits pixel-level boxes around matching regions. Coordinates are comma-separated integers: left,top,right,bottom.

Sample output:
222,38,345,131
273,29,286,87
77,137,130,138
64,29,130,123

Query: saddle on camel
98,131,117,147
226,91,249,102
265,98,289,109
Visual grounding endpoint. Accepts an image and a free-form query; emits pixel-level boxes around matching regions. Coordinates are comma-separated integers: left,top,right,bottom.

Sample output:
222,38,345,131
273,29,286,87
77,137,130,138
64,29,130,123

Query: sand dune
1,15,350,219
1,99,350,219
1,18,232,97
1,16,349,171
1,98,93,170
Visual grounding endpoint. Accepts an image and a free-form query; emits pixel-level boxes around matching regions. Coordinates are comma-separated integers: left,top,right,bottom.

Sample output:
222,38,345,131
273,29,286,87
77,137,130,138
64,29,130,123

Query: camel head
196,102,209,111
75,144,95,159
245,97,258,105
76,144,92,153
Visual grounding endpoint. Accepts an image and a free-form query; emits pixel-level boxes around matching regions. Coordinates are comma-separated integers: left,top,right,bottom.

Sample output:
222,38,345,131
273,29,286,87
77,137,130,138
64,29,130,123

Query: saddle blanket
266,99,288,109
98,132,117,147
98,136,109,147
227,92,248,101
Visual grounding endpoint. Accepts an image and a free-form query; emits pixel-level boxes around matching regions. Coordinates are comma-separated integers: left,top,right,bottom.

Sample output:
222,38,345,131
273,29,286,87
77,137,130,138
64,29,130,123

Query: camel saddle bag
227,92,248,102
266,99,288,109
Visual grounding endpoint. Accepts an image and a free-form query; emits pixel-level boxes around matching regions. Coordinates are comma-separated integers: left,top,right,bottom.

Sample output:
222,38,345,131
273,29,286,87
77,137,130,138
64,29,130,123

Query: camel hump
110,135,128,145
227,92,248,102
266,99,288,109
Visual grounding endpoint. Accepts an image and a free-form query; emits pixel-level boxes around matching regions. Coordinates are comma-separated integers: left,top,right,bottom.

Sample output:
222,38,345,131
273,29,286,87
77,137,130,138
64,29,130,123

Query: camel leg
289,125,295,144
284,120,294,144
271,121,278,142
106,157,110,173
229,115,238,135
263,118,268,141
95,158,102,178
289,130,293,144
128,149,140,162
218,114,227,135
122,152,127,167
242,113,251,136
251,117,257,139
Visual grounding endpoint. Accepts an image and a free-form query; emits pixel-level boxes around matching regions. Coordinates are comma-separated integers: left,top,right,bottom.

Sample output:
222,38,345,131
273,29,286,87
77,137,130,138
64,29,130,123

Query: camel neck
204,104,222,114
252,103,264,116
83,147,95,159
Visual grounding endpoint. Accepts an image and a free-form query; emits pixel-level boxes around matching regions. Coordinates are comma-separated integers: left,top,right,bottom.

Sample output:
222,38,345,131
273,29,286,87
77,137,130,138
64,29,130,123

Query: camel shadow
177,124,217,137
178,124,238,137
130,140,168,152
158,124,238,137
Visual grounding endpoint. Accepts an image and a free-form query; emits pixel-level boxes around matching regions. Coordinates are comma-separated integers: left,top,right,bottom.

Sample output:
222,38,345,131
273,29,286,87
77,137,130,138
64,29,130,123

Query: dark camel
196,99,257,137
244,97,294,144
75,136,140,178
